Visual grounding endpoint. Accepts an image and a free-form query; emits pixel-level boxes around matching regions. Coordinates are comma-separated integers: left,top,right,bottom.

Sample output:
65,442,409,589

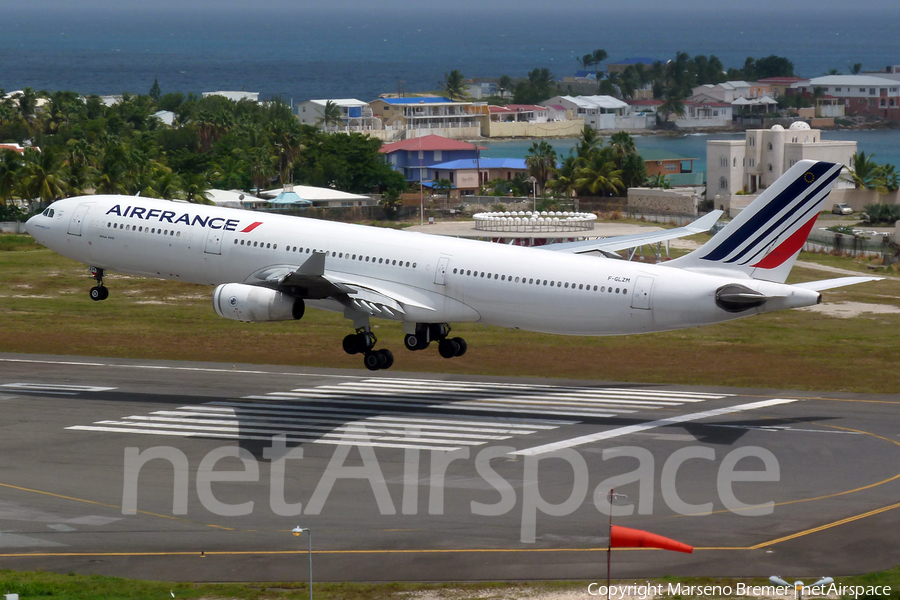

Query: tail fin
668,160,843,283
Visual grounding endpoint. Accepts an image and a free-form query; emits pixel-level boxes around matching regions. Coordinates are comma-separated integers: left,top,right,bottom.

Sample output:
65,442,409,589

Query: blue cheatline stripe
701,162,835,262
728,165,841,265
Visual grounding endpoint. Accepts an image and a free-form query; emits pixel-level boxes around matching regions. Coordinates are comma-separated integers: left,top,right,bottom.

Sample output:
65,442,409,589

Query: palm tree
440,70,467,100
20,149,67,207
0,149,24,204
575,148,624,197
874,163,900,192
182,172,211,204
845,152,881,189
851,63,863,75
608,131,636,161
572,125,602,160
547,155,578,199
658,89,687,124
525,141,557,195
497,75,512,97
591,49,608,74
316,100,345,131
645,173,672,189
433,178,452,208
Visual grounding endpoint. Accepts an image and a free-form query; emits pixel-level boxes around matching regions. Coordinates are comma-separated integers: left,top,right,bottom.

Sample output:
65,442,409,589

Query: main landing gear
342,328,394,371
340,322,467,371
88,266,109,301
404,323,467,359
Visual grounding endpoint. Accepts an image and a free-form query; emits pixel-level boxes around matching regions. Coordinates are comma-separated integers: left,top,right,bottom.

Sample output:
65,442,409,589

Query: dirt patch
800,301,900,318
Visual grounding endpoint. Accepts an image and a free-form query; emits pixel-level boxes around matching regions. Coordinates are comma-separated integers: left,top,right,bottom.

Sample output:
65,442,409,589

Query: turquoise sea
480,129,900,172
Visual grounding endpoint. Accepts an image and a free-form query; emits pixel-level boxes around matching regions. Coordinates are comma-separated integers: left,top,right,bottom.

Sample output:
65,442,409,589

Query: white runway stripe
123,415,522,439
65,425,464,451
512,398,801,456
66,378,731,450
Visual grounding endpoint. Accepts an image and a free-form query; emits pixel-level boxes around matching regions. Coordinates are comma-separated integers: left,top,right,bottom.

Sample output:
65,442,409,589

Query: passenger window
623,288,627,294
412,263,417,268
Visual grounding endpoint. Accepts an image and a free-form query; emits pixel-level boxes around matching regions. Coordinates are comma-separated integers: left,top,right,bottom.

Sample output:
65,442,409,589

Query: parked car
832,203,853,215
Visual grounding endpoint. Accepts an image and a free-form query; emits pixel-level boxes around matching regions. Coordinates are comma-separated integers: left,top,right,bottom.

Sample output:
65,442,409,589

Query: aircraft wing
243,252,434,317
542,210,722,255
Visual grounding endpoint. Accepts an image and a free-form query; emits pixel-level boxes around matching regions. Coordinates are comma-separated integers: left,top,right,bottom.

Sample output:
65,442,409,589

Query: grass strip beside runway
2,235,900,393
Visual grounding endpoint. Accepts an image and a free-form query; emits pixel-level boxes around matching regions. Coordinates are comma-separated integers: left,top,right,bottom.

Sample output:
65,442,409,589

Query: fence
804,228,896,258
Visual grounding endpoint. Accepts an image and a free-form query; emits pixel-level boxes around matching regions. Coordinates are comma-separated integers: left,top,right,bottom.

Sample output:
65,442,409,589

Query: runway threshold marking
511,398,800,456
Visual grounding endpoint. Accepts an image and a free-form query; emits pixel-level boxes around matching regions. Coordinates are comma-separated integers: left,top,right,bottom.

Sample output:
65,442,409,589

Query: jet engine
213,283,305,322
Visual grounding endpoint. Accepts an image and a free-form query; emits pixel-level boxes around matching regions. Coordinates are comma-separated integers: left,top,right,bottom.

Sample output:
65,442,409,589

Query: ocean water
2,5,899,102
480,130,900,173
3,4,899,167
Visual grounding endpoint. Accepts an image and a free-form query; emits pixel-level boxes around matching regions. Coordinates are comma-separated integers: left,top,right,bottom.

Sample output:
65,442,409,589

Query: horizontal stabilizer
793,276,884,291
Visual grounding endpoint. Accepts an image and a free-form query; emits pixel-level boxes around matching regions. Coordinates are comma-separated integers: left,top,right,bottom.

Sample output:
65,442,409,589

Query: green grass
1,567,898,599
2,235,900,392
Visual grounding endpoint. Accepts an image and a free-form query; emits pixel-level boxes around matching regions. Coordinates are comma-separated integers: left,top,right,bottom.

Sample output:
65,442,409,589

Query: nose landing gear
88,267,109,301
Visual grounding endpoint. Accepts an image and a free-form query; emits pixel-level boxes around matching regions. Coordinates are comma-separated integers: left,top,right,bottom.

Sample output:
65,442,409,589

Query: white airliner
26,160,878,371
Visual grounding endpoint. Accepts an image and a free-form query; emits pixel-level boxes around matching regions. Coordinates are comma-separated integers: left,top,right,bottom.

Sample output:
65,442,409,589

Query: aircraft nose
24,213,37,236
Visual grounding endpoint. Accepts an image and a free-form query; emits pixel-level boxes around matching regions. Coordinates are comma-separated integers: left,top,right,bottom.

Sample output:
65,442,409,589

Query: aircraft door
434,255,451,285
630,276,653,310
204,228,223,255
67,204,90,236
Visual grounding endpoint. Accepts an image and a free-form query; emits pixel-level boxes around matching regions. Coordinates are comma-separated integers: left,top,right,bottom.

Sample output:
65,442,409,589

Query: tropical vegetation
845,152,900,192
0,85,406,213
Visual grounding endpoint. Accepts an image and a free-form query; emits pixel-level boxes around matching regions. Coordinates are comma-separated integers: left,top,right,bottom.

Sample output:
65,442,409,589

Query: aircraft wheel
99,286,109,300
378,349,394,369
364,351,384,371
404,334,420,351
89,286,103,302
451,337,467,357
343,334,360,355
438,338,460,359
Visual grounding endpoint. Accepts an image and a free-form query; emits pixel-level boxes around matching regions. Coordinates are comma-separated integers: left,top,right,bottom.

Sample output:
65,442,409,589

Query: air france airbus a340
26,160,879,371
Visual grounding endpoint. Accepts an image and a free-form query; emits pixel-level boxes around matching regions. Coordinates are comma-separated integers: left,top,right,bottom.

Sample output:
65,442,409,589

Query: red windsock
610,525,693,554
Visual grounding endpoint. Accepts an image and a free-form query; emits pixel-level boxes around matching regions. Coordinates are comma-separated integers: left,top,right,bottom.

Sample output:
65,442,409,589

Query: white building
295,99,380,132
690,81,771,104
706,123,857,201
790,75,900,120
542,95,628,130
202,91,260,103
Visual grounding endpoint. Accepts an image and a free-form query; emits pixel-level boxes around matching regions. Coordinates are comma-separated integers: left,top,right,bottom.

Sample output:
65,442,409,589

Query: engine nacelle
213,283,305,322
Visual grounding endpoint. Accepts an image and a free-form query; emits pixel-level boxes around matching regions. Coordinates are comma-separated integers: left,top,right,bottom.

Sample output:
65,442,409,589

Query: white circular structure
473,210,598,232
789,121,811,130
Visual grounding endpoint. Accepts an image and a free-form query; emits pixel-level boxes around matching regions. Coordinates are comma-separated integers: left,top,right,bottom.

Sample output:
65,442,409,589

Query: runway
0,352,898,582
